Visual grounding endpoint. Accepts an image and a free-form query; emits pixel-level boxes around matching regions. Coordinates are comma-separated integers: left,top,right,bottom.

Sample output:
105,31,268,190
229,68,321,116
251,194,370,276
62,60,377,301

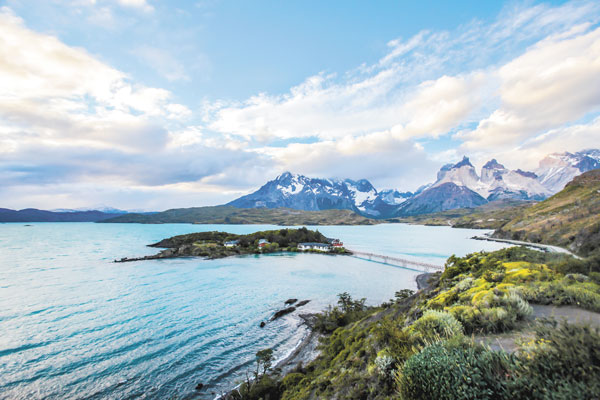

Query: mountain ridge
226,149,599,218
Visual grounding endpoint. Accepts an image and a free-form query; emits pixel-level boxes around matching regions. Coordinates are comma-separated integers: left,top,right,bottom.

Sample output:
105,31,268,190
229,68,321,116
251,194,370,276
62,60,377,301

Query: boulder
271,307,296,320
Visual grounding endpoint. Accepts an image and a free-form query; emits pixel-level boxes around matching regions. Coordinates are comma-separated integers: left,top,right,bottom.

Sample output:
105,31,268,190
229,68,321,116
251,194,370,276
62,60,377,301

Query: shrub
409,310,463,341
314,293,370,333
509,321,600,399
237,375,280,400
397,339,514,400
280,372,305,390
374,351,395,378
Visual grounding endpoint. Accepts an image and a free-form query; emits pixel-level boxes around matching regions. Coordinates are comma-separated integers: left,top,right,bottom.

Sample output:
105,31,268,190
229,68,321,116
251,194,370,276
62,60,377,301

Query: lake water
0,223,507,399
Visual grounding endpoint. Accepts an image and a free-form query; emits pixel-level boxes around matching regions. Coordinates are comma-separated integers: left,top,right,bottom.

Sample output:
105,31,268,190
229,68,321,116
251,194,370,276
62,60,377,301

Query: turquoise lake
0,223,508,399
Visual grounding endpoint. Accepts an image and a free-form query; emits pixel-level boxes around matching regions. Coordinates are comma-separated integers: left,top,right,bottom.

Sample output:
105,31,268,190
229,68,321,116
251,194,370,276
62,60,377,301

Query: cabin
326,238,344,247
258,239,269,248
224,240,239,248
298,242,331,252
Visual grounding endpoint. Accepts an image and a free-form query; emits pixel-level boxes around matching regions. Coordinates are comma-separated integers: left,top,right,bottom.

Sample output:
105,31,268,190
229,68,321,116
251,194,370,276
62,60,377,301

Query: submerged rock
285,298,298,305
296,300,310,307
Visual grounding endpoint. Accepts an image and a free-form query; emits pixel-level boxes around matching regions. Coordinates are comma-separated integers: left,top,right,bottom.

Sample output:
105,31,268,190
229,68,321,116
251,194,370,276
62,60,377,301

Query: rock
195,383,204,391
271,307,296,320
296,300,310,307
284,298,298,305
259,321,266,328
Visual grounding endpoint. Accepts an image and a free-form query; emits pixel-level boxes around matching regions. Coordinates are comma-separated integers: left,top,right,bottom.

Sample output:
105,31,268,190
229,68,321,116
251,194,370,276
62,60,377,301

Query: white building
224,240,239,248
298,242,331,252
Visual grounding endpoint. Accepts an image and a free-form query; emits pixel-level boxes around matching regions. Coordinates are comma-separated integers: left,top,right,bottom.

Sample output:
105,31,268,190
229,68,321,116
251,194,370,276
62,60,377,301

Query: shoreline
213,270,433,399
272,314,322,375
471,235,579,258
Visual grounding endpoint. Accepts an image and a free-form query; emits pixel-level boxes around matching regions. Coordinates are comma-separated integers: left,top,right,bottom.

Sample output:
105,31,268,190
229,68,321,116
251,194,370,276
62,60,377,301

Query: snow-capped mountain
395,182,487,216
228,149,600,219
430,156,550,200
227,172,412,217
536,149,600,193
480,160,551,201
378,189,413,205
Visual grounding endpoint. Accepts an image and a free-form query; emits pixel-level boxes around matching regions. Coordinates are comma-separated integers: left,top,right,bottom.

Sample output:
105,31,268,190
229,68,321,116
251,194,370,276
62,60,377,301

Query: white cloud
115,0,153,13
0,7,190,153
4,1,600,209
458,24,600,152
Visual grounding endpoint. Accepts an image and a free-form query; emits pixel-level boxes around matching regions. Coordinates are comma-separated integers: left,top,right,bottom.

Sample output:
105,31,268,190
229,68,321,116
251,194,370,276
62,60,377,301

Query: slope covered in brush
495,170,600,256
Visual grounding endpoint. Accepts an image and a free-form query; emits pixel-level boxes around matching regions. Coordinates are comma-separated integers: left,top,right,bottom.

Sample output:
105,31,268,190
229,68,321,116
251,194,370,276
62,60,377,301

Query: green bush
509,321,600,399
280,372,305,390
237,375,280,400
314,292,369,333
397,339,514,400
409,310,463,341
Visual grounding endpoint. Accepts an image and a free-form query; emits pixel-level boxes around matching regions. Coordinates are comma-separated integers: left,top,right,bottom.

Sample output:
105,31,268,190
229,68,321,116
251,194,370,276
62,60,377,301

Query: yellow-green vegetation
496,169,600,256
225,247,600,400
427,247,600,333
100,205,376,225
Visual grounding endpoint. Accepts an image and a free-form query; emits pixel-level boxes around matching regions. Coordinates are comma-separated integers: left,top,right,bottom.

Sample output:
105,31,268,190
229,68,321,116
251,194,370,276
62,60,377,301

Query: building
298,242,331,252
326,238,344,247
224,240,239,248
258,239,269,248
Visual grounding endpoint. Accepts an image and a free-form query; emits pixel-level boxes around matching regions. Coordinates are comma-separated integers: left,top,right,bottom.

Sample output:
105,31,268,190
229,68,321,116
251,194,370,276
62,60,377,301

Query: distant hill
100,205,376,225
0,208,125,222
494,170,600,256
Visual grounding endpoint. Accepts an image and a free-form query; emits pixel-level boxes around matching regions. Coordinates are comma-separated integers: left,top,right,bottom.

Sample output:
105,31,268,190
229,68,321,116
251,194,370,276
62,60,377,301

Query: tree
255,348,274,377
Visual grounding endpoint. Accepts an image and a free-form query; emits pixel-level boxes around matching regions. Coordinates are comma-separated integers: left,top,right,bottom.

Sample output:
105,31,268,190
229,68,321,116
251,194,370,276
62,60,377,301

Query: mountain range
228,149,600,218
3,149,598,222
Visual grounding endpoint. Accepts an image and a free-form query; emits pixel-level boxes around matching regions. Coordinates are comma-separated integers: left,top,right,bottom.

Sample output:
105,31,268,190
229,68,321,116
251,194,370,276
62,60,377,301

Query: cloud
458,24,600,152
3,1,600,209
115,0,153,13
0,7,190,154
0,6,260,207
132,46,190,82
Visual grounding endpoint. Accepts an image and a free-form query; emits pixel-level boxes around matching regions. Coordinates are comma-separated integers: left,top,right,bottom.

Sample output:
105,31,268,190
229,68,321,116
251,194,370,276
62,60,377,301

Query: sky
1,0,600,211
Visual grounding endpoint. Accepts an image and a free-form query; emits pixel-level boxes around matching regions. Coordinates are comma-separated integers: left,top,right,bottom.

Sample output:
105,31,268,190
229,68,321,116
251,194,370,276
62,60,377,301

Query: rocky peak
515,169,537,179
482,159,505,170
453,156,474,169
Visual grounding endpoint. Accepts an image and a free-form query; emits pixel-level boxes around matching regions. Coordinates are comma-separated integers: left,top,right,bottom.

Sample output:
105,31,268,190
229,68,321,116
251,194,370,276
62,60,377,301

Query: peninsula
115,227,348,262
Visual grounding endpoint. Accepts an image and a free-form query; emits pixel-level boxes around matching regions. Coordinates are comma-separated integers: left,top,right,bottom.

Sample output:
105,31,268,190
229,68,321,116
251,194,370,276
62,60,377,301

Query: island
115,227,349,262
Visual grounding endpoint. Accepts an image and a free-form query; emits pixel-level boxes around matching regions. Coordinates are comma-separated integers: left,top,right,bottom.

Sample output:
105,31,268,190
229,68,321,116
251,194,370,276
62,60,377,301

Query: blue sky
1,0,599,210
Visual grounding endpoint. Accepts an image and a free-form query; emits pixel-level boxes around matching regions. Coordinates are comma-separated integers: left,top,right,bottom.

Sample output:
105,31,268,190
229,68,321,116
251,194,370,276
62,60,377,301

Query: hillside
0,208,125,222
224,247,600,400
495,170,600,256
100,205,376,225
